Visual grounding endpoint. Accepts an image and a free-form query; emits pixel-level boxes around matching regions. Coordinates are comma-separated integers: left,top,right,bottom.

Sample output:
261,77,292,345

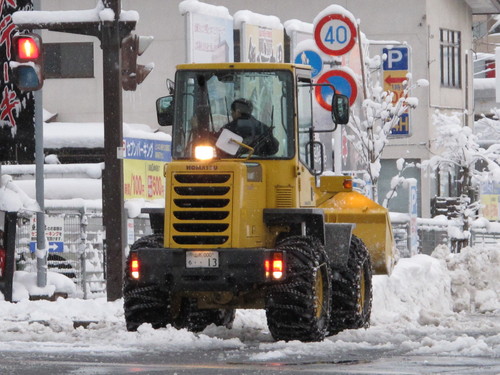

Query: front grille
171,173,232,246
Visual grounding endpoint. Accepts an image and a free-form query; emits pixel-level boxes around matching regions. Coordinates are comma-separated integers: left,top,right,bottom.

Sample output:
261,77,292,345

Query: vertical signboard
234,10,284,63
180,1,234,63
382,46,410,136
240,23,284,63
122,137,171,201
284,19,313,63
480,181,500,220
0,0,35,163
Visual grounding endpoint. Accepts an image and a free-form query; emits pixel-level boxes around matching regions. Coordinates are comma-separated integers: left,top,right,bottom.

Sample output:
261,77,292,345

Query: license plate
186,251,219,268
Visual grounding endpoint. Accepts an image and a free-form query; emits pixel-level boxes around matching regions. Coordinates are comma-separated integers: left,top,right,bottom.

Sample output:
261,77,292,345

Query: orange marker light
265,252,284,280
272,259,283,279
343,178,353,190
265,259,270,278
130,254,140,279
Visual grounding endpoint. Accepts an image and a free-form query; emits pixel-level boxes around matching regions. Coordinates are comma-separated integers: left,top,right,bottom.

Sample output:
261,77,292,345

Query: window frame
440,28,461,88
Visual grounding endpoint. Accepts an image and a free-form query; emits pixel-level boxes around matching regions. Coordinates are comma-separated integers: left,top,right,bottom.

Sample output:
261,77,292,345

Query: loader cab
156,64,349,166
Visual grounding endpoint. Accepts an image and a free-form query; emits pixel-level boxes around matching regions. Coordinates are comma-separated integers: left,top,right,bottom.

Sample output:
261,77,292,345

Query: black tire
123,234,172,332
265,236,331,342
328,235,373,335
174,298,236,332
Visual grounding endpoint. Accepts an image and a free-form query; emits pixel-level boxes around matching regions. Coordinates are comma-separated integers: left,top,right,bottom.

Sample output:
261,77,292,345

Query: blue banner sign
123,138,171,162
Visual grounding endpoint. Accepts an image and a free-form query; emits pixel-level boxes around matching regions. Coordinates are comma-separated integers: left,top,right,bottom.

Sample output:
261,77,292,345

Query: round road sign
294,50,323,78
315,69,358,110
314,13,357,56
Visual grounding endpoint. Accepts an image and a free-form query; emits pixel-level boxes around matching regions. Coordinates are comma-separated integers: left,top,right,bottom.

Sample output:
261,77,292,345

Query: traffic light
11,33,44,91
121,34,154,91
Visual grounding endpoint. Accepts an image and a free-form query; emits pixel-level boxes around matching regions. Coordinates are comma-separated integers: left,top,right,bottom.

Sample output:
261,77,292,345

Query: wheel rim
315,267,325,319
358,267,366,314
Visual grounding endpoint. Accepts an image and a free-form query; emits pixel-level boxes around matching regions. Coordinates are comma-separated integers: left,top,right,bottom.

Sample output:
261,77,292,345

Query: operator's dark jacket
222,115,279,156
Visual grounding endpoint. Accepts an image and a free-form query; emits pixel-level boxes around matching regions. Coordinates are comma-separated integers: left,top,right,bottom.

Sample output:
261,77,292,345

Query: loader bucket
320,191,396,275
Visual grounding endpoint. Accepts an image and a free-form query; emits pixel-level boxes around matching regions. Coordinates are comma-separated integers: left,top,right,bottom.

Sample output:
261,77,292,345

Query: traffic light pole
13,0,139,300
101,0,127,301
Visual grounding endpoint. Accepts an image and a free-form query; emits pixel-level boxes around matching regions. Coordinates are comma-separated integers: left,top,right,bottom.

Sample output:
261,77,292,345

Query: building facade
37,0,498,217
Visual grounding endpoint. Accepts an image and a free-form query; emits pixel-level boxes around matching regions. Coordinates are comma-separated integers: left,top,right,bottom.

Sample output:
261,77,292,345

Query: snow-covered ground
0,245,498,360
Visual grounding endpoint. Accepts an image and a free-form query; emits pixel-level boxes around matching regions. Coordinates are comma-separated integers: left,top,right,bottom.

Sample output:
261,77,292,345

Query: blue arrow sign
30,241,64,253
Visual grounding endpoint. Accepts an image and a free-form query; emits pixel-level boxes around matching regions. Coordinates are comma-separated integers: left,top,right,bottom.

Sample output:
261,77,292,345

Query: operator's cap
231,98,253,116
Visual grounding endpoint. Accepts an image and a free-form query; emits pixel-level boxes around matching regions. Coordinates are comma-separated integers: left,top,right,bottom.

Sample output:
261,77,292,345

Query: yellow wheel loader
123,63,396,342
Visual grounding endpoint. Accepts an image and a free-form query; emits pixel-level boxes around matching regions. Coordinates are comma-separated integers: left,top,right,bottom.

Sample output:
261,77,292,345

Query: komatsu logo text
186,165,218,171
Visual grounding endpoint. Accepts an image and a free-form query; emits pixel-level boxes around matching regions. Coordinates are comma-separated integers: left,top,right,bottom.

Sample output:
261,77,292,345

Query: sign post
313,8,359,173
0,212,18,302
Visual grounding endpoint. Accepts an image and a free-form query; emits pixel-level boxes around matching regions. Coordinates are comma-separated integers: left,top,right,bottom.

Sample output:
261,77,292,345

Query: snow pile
9,271,78,302
0,248,498,358
432,245,500,313
371,254,453,325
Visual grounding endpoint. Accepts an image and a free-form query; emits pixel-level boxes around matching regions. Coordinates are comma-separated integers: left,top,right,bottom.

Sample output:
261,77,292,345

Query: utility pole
101,0,126,301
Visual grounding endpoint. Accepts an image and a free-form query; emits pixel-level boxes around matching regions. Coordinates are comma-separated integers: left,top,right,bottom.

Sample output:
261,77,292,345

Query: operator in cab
220,98,279,156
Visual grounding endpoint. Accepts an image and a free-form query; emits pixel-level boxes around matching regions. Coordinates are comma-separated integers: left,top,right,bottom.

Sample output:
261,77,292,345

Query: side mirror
331,93,350,125
156,96,174,126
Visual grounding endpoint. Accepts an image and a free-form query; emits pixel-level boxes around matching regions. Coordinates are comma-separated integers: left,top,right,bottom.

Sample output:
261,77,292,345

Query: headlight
194,145,215,161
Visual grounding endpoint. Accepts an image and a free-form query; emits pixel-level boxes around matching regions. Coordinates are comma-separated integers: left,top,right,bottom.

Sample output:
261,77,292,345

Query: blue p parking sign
383,47,409,71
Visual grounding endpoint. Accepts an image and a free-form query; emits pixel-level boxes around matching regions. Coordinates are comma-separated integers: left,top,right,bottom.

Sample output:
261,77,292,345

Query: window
43,42,94,79
171,69,294,160
440,29,461,88
297,80,313,169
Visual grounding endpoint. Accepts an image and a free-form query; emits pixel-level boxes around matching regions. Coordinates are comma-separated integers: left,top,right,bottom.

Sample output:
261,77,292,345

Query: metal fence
14,207,500,299
15,208,152,299
392,216,500,255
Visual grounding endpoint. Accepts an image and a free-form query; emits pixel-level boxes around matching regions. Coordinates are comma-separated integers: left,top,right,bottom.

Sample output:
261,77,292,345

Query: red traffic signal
11,33,44,91
16,36,41,60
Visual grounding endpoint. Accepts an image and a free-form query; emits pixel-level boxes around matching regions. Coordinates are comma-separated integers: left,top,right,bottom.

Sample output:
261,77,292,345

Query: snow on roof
0,175,39,212
474,77,496,90
1,163,103,179
178,0,232,19
233,10,282,30
12,1,139,25
43,122,170,149
283,19,313,35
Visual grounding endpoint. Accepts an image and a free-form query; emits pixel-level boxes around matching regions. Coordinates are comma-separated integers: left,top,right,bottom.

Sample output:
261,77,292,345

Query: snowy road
0,310,498,374
0,246,499,374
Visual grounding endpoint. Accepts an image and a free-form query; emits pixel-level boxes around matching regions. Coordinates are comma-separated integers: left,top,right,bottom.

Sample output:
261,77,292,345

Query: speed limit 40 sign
314,13,357,56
